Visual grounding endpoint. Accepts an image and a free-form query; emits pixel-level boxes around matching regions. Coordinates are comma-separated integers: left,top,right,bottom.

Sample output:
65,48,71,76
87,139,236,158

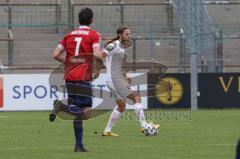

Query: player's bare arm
52,47,65,63
92,46,107,79
126,74,132,84
93,46,107,58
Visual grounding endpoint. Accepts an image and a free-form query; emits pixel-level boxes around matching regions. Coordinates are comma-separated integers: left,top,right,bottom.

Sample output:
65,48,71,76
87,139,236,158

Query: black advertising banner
148,73,240,108
198,73,240,108
148,73,191,108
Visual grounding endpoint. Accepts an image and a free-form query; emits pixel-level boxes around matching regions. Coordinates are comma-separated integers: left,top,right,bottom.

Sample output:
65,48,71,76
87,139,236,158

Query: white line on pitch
0,144,235,151
0,115,9,118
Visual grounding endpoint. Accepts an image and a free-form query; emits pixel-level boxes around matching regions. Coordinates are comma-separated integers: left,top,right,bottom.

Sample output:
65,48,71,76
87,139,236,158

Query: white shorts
106,80,134,101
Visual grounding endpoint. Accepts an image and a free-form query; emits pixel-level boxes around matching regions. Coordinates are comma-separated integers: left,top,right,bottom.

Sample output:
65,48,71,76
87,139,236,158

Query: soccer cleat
74,145,89,152
102,131,119,137
155,124,160,129
49,113,56,122
49,100,61,122
141,123,160,133
148,122,160,129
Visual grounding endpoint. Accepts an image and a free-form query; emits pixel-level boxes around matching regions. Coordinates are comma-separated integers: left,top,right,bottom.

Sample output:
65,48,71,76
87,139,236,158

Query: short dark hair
78,8,93,26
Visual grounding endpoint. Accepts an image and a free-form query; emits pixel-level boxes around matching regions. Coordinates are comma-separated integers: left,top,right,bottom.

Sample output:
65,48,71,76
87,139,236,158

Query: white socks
104,107,121,132
104,103,147,132
134,103,147,128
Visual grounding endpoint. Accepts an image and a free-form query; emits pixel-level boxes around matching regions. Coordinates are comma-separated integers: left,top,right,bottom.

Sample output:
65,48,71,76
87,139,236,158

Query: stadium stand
0,0,239,72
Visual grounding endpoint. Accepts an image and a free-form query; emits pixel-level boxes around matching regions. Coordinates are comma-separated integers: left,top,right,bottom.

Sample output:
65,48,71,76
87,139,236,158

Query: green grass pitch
0,109,239,159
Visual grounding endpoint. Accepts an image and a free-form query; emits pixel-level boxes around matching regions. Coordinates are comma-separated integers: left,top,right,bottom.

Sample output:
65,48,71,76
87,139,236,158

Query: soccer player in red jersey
49,8,105,152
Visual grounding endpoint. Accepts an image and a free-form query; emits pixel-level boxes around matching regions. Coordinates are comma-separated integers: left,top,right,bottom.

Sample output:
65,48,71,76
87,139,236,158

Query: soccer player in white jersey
101,26,160,136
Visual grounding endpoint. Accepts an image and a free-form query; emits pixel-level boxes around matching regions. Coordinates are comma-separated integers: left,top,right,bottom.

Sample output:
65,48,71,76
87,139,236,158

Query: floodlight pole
190,0,198,110
190,52,198,110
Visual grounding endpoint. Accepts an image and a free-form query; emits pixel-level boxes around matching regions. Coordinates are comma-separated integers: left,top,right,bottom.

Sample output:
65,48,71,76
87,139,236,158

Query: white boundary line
0,144,235,151
0,115,9,118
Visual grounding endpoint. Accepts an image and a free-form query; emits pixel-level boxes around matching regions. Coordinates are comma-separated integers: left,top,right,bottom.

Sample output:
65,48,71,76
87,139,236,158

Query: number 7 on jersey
74,37,82,56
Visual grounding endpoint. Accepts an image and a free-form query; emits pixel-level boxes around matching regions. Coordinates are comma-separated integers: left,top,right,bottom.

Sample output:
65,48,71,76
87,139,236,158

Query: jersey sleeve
102,42,117,55
92,32,101,48
57,36,66,51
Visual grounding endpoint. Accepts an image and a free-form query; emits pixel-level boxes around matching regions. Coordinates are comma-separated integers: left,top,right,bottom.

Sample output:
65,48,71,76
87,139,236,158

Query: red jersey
58,26,101,81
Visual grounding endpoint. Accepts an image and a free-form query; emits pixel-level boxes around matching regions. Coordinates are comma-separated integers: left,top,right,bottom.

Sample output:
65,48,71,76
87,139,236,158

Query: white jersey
103,40,127,82
103,40,133,100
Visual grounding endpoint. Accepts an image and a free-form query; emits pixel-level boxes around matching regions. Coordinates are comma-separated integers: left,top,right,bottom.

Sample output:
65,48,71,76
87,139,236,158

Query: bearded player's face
120,29,131,41
120,29,131,48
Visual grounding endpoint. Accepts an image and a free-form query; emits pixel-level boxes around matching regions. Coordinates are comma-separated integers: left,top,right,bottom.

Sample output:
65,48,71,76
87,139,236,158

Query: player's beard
121,40,132,48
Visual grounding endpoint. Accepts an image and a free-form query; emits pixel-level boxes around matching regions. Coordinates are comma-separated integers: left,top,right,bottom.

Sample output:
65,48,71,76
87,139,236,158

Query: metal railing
0,0,239,73
69,1,176,35
0,30,14,66
0,0,62,32
1,63,240,74
129,36,184,72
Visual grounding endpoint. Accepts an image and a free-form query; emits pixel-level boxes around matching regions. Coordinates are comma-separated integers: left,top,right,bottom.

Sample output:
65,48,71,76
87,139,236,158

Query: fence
0,0,239,73
0,0,62,32
69,1,177,37
0,30,13,66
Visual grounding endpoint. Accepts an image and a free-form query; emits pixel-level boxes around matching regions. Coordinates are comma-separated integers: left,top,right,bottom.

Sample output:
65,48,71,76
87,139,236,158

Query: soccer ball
143,123,158,136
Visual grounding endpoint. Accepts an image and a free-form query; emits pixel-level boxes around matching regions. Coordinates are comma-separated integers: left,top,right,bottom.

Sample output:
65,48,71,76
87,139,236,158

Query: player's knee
117,100,126,113
75,108,91,120
133,94,141,103
118,105,126,113
128,91,141,103
84,111,91,120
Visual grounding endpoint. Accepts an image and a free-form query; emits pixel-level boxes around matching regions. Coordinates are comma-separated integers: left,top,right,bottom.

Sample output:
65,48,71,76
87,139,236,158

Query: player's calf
49,99,61,122
49,99,91,121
